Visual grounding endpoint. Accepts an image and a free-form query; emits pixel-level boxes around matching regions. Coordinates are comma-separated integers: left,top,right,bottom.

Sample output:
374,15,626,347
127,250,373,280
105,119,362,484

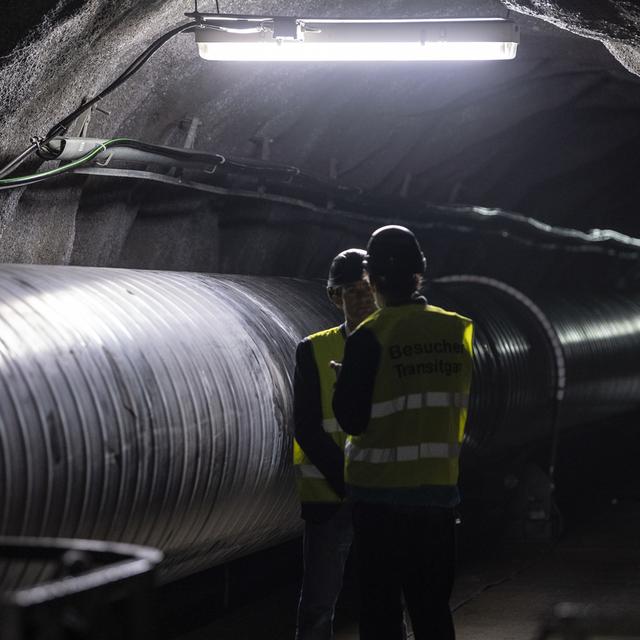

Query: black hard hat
364,225,426,276
327,249,366,288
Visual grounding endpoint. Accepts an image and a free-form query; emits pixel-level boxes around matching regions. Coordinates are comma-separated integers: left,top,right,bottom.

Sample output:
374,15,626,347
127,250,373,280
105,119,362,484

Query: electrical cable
5,128,640,262
0,136,306,191
112,140,297,176
0,138,133,190
0,135,310,190
0,20,202,179
106,139,226,166
0,9,315,180
0,142,40,179
42,22,198,145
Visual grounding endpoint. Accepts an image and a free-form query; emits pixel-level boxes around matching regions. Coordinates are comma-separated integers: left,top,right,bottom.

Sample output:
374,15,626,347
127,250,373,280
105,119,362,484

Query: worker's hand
330,360,342,377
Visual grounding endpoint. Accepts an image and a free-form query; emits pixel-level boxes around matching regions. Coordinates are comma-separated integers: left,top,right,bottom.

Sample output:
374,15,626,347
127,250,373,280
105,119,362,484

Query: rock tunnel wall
2,0,640,272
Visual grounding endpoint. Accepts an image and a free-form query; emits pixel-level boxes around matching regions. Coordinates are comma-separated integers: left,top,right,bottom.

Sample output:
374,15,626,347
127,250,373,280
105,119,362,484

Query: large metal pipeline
0,265,339,583
1,266,640,584
433,276,640,456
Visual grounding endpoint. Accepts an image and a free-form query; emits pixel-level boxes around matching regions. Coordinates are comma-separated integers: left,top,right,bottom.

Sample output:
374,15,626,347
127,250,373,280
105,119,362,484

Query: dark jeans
295,503,354,640
353,502,456,640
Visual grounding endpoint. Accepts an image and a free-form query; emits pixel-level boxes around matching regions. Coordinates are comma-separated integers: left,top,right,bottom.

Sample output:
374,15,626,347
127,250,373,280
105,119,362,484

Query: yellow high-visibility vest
345,304,473,490
293,326,347,503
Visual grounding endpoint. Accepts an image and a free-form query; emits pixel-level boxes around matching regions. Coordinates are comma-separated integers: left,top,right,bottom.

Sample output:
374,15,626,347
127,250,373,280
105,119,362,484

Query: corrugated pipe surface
432,276,640,456
1,267,640,583
0,265,338,583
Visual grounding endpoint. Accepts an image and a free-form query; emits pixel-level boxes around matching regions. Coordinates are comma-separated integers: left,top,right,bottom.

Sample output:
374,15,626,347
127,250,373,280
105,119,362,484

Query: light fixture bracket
272,18,304,41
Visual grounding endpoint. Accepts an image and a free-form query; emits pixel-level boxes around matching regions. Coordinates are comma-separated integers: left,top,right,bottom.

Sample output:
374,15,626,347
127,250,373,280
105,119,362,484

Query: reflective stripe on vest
322,417,341,433
370,392,469,418
345,304,473,491
346,440,461,464
293,325,346,503
298,464,328,479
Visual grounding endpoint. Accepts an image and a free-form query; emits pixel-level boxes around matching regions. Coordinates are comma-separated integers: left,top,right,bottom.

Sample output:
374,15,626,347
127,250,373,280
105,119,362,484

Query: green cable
0,137,133,186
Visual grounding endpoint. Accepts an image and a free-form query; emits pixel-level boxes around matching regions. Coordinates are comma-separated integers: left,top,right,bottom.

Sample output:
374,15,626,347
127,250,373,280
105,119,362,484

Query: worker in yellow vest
293,248,377,640
333,226,474,640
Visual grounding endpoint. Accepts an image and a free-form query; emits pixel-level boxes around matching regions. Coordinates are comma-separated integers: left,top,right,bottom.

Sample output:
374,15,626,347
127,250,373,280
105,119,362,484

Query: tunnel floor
453,496,640,639
168,496,640,640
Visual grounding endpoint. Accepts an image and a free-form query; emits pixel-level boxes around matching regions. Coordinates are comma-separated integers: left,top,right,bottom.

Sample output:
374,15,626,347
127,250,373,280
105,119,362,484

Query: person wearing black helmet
293,248,376,640
333,226,474,640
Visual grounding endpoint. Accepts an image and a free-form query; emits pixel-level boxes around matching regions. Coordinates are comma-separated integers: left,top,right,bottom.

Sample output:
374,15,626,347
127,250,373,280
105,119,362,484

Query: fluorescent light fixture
193,16,519,62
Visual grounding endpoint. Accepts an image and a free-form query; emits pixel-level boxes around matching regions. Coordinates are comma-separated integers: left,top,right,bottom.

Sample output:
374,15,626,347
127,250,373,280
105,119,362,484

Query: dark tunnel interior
2,0,640,638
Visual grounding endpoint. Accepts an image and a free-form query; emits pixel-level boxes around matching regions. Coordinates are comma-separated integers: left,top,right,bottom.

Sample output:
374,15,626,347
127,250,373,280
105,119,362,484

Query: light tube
194,18,520,62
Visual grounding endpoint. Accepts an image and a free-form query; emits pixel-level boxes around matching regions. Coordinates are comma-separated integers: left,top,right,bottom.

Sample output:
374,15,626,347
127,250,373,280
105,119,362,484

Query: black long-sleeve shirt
332,328,381,436
293,334,346,521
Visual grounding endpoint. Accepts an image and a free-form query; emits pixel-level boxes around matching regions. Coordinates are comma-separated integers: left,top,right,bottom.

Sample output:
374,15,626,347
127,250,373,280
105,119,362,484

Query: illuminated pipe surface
0,265,338,584
1,266,640,585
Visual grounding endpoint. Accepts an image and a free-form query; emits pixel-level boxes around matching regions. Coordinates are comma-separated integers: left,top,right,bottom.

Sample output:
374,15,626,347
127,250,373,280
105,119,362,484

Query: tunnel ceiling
1,1,640,290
